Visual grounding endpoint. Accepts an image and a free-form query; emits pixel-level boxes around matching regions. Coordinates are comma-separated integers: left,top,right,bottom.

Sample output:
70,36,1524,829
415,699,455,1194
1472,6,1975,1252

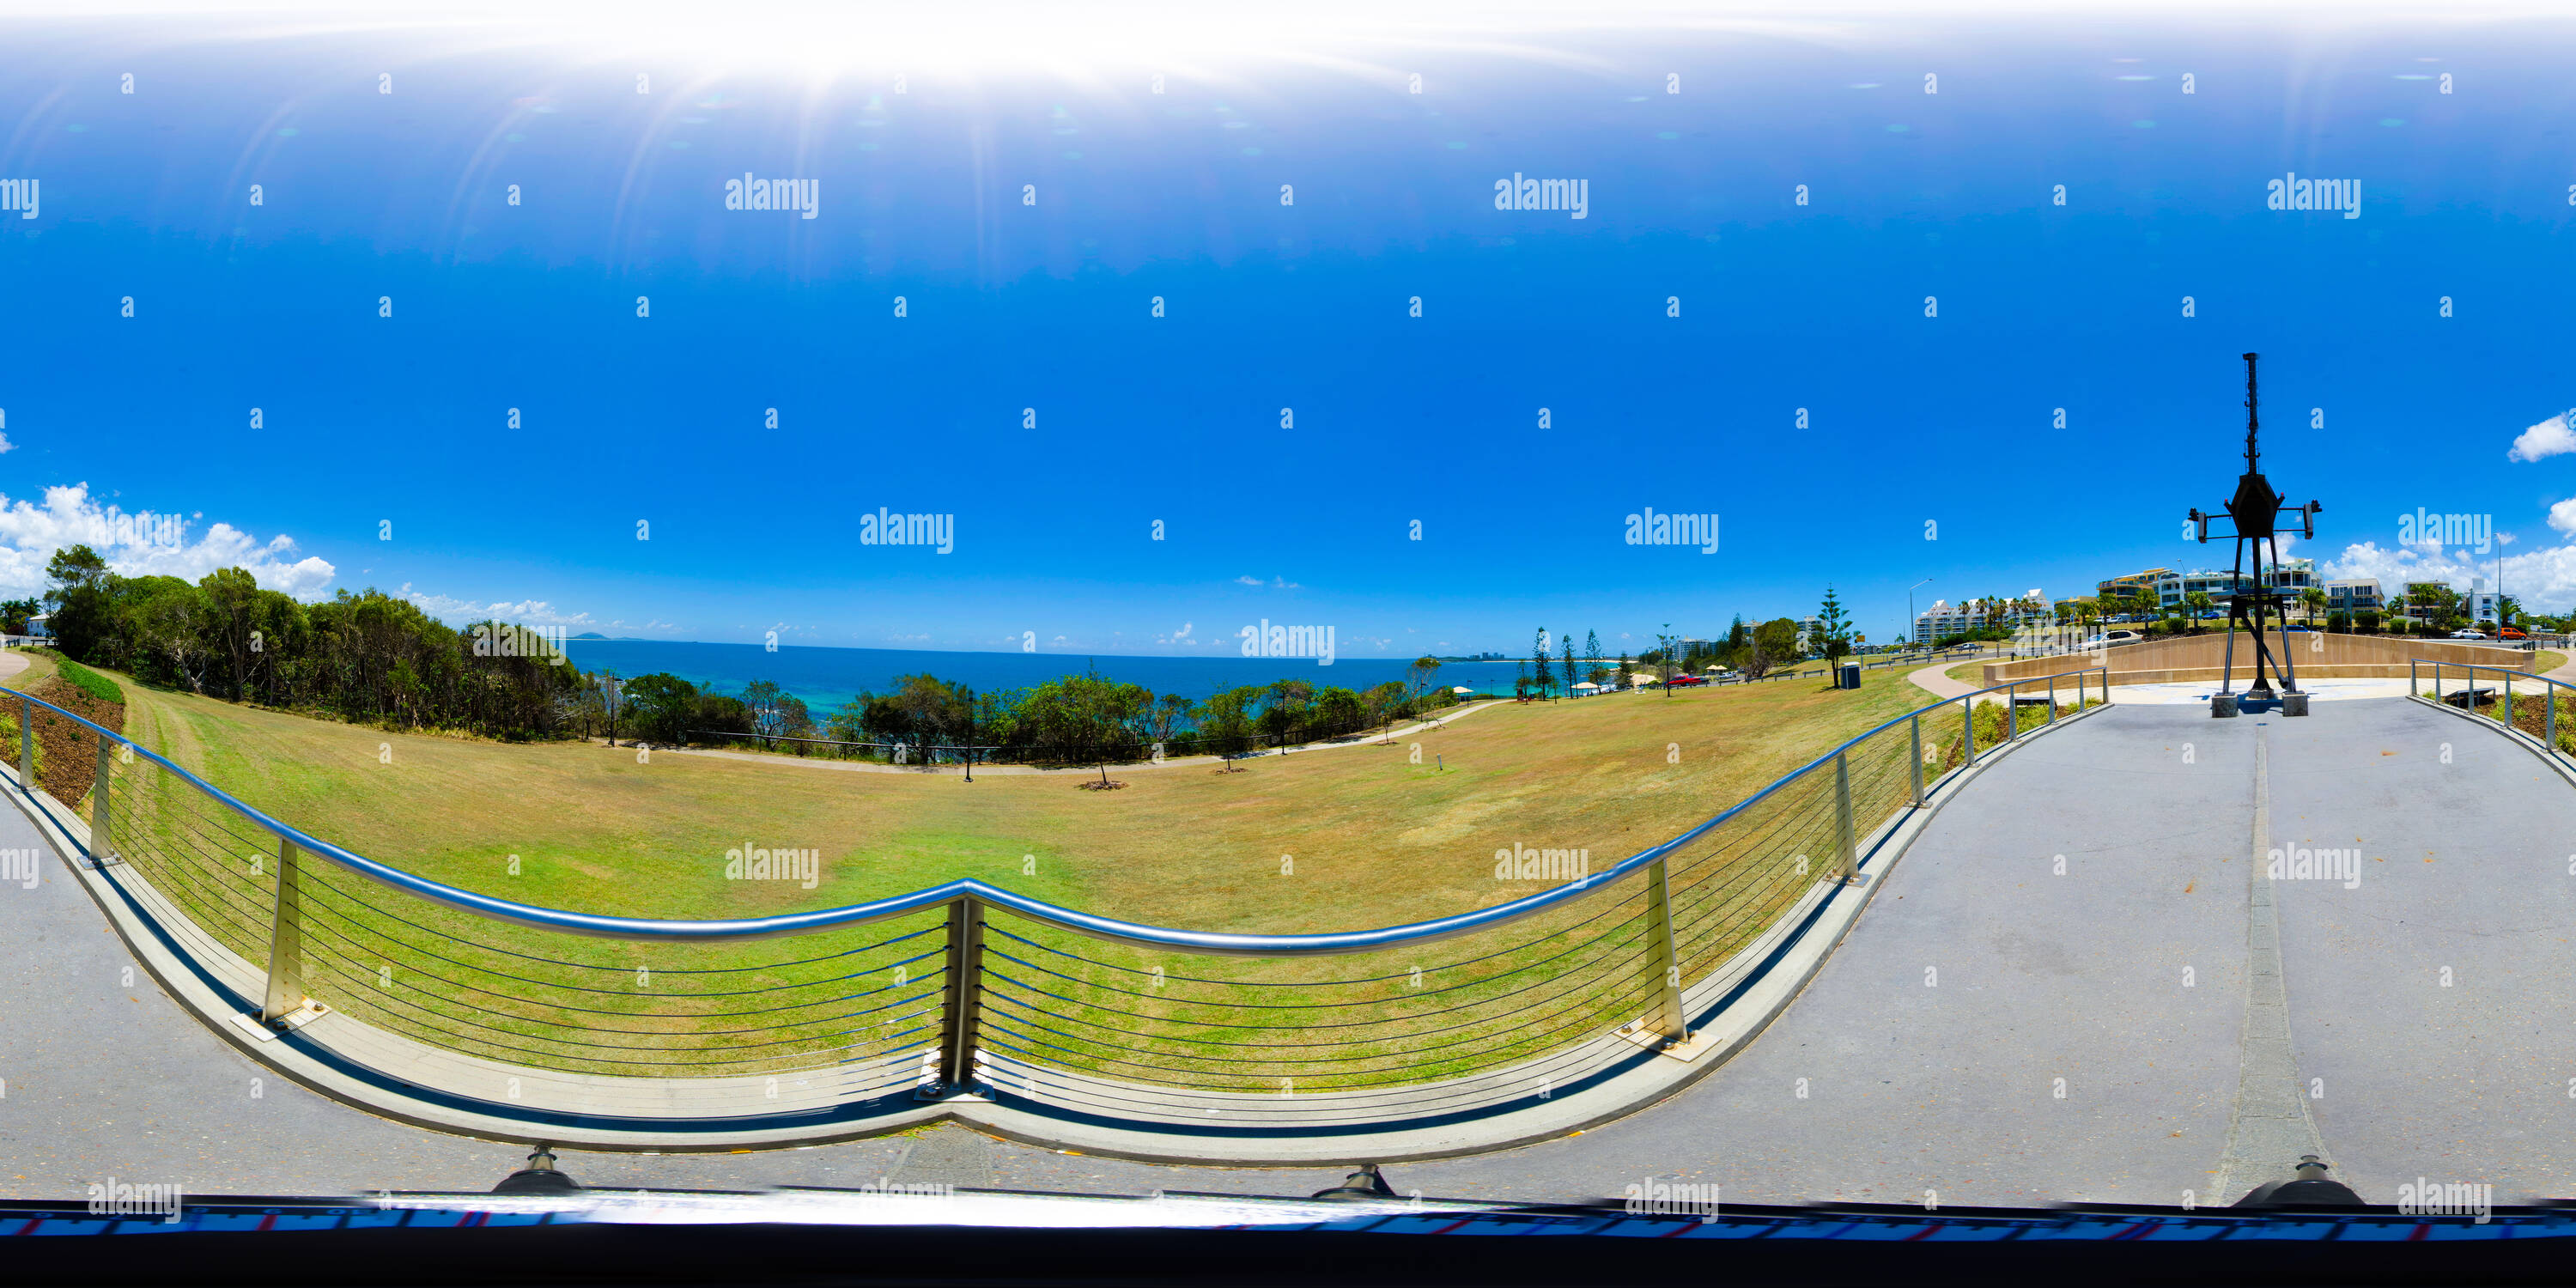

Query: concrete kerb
0,698,2107,1164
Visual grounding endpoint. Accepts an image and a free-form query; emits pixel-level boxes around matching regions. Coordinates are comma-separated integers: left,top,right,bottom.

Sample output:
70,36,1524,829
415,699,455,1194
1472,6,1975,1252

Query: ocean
558,640,1545,709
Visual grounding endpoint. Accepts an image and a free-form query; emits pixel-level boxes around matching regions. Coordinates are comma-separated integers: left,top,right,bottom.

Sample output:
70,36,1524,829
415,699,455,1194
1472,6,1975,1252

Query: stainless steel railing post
262,839,304,1023
934,896,987,1094
1834,750,1857,884
2503,671,2512,726
2550,678,2560,756
16,692,28,793
1641,857,1686,1042
1909,714,1925,806
2007,683,2018,740
91,732,112,865
1963,696,1975,764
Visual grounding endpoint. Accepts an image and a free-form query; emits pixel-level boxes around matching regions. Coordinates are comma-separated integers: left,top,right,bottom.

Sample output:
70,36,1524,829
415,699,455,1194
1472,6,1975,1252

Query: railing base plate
1614,1022,1714,1063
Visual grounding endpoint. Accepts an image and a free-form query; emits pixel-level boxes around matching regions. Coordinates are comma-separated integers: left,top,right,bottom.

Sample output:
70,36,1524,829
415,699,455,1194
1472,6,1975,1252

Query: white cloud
2323,538,2573,607
0,433,13,454
2549,500,2576,537
1234,575,1262,586
0,482,335,598
398,583,596,628
2508,413,2576,463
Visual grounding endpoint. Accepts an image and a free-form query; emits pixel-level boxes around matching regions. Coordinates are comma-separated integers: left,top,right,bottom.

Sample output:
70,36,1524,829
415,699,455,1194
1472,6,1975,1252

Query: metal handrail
2409,658,2565,754
9,669,2106,954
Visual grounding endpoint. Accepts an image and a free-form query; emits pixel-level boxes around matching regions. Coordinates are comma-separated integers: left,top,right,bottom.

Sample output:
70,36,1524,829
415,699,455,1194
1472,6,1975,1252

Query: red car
1667,674,1709,687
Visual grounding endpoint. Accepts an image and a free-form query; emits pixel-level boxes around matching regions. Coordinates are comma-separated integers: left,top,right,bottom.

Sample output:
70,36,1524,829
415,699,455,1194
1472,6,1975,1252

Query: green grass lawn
53,661,1974,1084
104,667,1948,932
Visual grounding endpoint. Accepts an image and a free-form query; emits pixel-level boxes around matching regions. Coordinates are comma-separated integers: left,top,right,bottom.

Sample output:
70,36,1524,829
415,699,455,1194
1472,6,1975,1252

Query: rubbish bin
1838,664,1861,690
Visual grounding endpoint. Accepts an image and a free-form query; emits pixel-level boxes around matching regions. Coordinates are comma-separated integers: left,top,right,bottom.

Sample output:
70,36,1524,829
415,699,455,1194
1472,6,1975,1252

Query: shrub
52,656,124,706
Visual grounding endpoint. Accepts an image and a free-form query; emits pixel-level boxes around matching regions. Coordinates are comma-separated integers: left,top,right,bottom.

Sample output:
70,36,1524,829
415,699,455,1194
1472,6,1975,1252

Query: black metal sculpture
2186,353,2322,716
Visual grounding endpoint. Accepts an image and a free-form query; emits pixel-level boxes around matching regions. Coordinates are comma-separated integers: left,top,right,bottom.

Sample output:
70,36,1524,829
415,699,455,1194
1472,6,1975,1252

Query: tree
1532,628,1553,701
1514,659,1531,702
1753,618,1799,673
1584,630,1607,688
1614,650,1631,690
1200,686,1260,765
42,544,118,661
1655,624,1680,694
2183,591,2214,632
2302,587,2327,627
624,672,700,745
1406,655,1443,707
1260,677,1315,748
1560,631,1579,697
1361,681,1406,741
1151,692,1197,750
1816,586,1854,669
1021,669,1151,782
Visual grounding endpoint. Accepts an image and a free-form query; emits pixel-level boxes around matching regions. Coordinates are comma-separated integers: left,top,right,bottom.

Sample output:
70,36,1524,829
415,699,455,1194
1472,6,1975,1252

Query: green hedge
52,656,124,706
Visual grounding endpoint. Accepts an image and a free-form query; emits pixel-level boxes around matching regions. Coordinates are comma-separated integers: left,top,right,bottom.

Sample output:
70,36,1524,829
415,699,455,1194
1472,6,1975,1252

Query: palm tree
2302,587,2327,628
2184,591,2215,633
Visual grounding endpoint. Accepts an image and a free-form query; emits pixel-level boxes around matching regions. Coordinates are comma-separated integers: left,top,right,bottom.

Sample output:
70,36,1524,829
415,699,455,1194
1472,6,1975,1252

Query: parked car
2501,627,2528,640
1667,673,1708,687
2451,629,2488,640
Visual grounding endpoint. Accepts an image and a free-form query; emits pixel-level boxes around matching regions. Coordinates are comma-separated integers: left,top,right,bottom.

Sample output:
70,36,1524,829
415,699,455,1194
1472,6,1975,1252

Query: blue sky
4,5,2576,656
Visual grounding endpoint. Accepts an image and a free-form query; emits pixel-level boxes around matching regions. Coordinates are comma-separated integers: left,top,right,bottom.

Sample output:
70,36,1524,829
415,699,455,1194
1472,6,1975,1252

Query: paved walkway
1906,660,1978,701
8,697,2575,1206
0,649,28,683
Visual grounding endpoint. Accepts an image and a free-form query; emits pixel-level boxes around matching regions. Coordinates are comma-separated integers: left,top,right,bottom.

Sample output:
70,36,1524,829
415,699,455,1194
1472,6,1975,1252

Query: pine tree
1818,586,1854,669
